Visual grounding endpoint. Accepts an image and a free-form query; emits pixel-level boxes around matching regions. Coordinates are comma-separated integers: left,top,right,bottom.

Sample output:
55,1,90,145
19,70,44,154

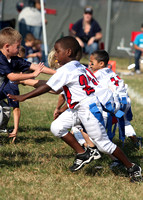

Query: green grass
0,65,143,200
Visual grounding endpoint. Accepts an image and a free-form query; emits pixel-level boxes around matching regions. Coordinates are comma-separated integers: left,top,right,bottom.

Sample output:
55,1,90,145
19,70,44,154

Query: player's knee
50,120,67,137
50,121,60,137
95,142,117,154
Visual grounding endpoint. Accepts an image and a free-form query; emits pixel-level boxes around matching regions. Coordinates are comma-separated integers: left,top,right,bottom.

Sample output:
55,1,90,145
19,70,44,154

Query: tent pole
105,0,112,52
40,0,48,65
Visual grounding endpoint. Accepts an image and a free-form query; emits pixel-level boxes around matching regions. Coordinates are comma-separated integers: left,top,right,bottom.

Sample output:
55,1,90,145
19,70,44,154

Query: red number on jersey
110,75,121,86
79,74,95,95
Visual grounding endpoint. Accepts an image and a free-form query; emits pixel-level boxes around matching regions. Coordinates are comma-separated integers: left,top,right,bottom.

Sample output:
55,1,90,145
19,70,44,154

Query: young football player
8,36,142,181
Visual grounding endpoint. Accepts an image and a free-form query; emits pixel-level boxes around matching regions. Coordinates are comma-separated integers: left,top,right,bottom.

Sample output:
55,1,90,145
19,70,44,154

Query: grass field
0,58,143,200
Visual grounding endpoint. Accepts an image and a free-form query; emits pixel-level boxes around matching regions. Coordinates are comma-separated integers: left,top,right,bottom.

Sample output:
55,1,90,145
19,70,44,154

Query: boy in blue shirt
134,24,143,74
0,27,56,142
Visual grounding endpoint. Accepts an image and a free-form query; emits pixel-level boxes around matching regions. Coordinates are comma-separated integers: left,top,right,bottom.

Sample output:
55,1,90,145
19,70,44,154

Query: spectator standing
18,0,43,44
32,39,42,63
134,24,143,74
71,6,102,55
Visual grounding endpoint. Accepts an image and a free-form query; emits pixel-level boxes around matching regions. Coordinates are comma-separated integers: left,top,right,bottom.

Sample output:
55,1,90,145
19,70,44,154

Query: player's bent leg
50,109,95,172
79,109,116,154
50,109,74,137
112,146,142,182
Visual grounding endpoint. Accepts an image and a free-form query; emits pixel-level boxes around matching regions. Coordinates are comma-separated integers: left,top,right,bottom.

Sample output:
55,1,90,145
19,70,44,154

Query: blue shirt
0,51,31,91
23,44,34,58
134,33,143,48
72,18,102,43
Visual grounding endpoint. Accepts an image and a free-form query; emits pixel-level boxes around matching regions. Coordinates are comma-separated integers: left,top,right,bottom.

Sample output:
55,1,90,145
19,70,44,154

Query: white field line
128,86,143,105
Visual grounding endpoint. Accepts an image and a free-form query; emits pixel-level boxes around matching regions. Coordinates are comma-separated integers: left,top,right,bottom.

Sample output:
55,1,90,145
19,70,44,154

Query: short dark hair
55,36,82,58
91,50,109,67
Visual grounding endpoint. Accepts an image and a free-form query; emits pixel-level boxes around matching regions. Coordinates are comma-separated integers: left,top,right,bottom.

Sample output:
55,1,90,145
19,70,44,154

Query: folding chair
117,31,142,64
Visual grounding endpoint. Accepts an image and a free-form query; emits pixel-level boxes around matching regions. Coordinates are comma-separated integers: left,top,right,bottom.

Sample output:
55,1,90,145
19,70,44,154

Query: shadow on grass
0,134,54,145
53,153,74,159
0,150,50,169
17,126,51,133
0,160,34,168
0,135,32,145
0,150,35,168
85,160,128,178
34,136,54,144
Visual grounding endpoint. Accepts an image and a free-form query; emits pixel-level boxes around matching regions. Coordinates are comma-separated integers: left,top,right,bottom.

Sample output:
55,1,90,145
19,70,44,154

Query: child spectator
0,27,56,143
48,48,60,69
24,33,35,62
18,45,26,59
8,36,142,182
32,39,42,63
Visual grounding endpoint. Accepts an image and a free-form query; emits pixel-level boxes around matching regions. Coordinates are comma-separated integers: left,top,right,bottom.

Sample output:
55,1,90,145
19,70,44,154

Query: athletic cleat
0,128,7,133
128,163,142,182
88,146,101,160
69,148,94,172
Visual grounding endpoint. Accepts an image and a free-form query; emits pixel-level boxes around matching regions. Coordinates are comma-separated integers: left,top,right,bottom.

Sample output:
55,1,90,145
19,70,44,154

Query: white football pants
51,96,117,154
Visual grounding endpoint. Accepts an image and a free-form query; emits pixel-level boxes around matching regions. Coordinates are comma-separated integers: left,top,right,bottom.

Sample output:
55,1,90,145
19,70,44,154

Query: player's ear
4,43,10,52
4,43,9,49
66,48,72,56
99,61,104,67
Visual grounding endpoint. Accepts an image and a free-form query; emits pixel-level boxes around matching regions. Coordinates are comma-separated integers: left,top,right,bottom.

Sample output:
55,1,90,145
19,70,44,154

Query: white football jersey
94,67,127,98
47,61,98,109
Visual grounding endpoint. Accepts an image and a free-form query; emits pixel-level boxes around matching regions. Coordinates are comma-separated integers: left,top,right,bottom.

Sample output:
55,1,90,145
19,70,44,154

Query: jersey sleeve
46,66,70,92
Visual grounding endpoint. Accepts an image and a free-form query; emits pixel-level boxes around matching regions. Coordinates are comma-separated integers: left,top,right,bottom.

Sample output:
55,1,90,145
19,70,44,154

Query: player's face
89,55,101,72
54,43,69,66
8,40,21,57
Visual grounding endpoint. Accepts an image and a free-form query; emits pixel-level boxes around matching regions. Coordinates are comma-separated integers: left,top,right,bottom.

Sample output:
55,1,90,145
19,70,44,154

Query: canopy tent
1,0,143,57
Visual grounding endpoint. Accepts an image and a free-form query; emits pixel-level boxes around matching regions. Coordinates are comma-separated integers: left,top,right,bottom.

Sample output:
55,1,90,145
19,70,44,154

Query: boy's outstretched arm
30,63,56,75
7,84,51,102
7,63,44,81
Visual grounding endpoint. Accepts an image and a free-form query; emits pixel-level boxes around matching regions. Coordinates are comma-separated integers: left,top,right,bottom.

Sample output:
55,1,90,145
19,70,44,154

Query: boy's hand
7,94,26,102
32,62,44,78
53,108,61,120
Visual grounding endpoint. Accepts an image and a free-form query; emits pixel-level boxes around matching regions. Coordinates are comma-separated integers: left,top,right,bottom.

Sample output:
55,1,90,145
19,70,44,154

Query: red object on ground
45,8,57,15
107,60,116,72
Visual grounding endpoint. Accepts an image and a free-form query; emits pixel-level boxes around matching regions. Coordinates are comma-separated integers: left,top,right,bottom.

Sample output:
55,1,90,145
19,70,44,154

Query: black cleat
128,163,142,182
69,148,94,172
